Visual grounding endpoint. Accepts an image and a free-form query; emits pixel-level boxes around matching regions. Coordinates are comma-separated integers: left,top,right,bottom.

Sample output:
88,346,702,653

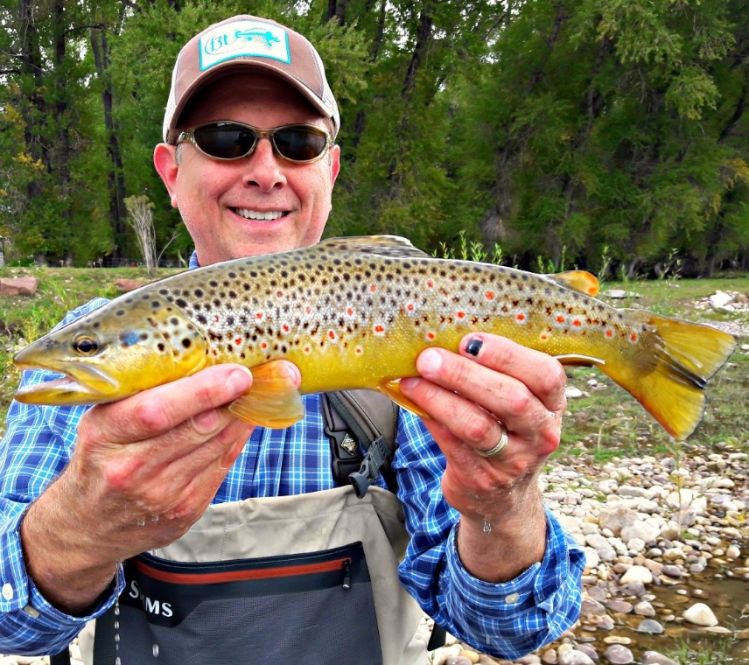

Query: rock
619,565,652,585
517,656,542,665
666,489,707,514
565,386,585,399
682,602,719,627
605,289,639,299
604,644,634,664
575,644,598,661
559,649,596,665
709,291,734,309
605,599,633,614
603,637,631,645
637,619,664,634
431,645,462,665
633,601,656,617
641,652,678,665
114,278,148,293
0,276,38,296
598,506,637,535
459,650,481,664
445,658,473,665
620,520,660,544
541,649,558,664
582,598,607,616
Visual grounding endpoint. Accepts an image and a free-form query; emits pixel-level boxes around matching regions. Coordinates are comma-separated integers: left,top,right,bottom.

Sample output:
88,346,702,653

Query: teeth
234,208,285,221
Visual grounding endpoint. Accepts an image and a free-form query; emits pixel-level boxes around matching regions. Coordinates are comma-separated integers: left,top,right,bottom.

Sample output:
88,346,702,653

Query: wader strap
50,651,71,665
324,390,399,497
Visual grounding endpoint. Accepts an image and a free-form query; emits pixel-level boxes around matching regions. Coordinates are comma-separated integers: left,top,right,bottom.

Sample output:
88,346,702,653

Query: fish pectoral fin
547,270,600,296
554,353,605,366
378,379,429,418
228,360,304,429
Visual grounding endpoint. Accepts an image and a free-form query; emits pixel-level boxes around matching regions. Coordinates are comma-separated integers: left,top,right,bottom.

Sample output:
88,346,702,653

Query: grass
668,637,736,665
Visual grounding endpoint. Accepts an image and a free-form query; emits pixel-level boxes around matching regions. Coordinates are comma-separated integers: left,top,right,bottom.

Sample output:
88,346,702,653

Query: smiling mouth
232,208,288,221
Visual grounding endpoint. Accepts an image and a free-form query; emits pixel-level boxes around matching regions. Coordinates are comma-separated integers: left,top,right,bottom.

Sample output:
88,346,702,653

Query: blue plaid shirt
0,292,583,659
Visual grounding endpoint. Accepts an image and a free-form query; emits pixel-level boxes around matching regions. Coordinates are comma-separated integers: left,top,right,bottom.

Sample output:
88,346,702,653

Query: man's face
154,72,340,265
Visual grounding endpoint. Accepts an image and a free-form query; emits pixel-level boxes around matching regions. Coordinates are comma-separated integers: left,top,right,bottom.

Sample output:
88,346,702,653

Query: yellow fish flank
14,236,736,439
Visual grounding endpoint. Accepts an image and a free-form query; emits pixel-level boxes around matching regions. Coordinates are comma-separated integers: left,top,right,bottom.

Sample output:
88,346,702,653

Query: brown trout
14,236,736,439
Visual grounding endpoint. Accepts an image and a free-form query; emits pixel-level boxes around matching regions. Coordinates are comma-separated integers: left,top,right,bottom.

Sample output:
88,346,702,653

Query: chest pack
322,389,399,497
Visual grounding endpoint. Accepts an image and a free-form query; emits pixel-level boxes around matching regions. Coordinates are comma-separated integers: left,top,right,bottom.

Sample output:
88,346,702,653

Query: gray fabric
82,486,428,665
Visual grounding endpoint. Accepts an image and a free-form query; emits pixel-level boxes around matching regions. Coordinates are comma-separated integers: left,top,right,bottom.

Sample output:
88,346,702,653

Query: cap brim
165,60,335,144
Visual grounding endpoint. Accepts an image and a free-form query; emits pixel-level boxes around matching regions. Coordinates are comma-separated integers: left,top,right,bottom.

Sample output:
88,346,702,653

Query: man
0,15,583,665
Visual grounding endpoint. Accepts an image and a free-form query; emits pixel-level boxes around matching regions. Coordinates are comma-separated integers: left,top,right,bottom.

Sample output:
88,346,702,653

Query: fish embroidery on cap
199,19,291,71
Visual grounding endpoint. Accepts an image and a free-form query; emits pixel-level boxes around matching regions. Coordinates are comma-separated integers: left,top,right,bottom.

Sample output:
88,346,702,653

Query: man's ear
153,143,179,208
329,144,341,187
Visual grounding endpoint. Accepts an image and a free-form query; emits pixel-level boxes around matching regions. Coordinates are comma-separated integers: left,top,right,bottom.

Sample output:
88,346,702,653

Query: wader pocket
95,542,382,665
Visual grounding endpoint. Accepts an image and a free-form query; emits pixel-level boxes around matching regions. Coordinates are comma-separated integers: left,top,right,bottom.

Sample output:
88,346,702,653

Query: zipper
341,558,352,590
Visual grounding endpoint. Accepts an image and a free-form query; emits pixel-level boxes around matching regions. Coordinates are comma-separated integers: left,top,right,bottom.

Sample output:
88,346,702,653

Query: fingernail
418,348,443,376
228,367,252,394
465,337,483,357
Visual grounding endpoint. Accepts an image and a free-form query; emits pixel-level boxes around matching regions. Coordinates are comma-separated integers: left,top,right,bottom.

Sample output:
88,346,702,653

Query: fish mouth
14,360,121,405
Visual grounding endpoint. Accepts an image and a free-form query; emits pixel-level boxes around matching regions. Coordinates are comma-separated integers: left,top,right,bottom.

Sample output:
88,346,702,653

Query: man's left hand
399,333,567,582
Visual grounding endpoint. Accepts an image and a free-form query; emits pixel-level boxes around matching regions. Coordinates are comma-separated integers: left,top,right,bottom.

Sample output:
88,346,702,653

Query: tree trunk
91,26,128,261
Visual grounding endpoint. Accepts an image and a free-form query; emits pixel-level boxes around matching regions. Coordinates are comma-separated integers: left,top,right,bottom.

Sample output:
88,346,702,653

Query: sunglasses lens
193,123,256,159
273,126,328,162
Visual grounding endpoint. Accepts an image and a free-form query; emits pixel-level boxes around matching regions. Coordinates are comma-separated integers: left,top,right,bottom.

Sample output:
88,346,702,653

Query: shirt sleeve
0,298,124,656
393,409,585,659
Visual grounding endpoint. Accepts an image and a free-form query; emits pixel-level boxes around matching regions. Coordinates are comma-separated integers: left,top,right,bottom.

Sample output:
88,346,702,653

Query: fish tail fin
600,312,736,440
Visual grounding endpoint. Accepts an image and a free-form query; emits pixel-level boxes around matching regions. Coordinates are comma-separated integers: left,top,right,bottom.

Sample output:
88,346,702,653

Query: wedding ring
476,427,509,458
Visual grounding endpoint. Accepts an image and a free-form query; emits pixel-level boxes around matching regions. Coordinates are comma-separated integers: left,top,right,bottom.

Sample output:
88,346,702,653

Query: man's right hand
20,363,288,615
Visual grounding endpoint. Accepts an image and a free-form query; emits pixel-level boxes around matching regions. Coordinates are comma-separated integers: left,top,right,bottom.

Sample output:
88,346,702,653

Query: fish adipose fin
318,235,431,259
603,312,736,440
228,360,304,429
379,379,429,418
547,270,600,296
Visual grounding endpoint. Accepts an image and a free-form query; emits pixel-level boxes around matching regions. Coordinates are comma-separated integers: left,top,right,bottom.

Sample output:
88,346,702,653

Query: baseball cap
163,15,340,143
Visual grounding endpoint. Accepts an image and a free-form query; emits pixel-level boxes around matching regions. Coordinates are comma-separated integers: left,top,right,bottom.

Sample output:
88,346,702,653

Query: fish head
13,295,210,405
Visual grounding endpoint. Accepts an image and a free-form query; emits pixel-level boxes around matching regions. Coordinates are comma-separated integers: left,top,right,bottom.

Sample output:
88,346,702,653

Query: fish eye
72,335,100,356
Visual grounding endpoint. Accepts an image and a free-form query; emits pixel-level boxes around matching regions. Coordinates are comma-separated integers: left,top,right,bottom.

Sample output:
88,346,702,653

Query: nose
242,138,286,192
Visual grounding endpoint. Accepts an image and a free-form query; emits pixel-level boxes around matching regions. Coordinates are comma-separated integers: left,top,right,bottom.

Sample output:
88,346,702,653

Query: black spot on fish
175,298,188,308
194,288,204,297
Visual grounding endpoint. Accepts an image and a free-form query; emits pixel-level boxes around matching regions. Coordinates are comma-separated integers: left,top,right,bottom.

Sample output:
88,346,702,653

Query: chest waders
69,391,436,664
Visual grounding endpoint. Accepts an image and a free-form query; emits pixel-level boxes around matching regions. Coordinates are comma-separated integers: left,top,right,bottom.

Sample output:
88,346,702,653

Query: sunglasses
176,121,333,164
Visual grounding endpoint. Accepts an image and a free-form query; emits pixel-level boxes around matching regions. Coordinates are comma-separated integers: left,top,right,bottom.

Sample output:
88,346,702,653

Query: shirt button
2,583,14,601
504,592,519,604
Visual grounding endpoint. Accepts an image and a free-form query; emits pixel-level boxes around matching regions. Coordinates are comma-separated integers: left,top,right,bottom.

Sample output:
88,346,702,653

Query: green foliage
0,0,746,274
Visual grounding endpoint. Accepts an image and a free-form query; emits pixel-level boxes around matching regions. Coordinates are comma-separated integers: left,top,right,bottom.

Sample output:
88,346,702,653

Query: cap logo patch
199,19,291,71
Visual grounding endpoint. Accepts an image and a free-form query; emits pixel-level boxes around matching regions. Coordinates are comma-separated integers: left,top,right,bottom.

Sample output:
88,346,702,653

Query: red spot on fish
235,337,242,346
555,314,566,324
328,330,338,342
346,307,355,317
373,324,386,336
571,317,583,328
369,284,378,293
485,290,495,301
260,341,268,351
406,303,416,313
425,331,436,341
605,328,614,338
256,312,264,321
456,310,466,320
515,312,527,324
629,331,639,343
303,344,312,354
281,324,290,334
305,306,313,315
426,279,435,289
213,315,220,323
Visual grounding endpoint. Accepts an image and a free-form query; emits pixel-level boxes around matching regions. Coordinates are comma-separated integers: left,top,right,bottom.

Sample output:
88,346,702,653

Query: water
580,554,749,662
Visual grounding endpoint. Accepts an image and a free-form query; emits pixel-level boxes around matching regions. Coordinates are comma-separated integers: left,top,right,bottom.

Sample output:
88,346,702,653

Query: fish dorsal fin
317,235,430,259
547,270,600,296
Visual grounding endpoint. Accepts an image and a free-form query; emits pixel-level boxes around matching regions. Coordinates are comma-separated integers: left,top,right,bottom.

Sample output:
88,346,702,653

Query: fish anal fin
228,360,304,429
379,379,429,418
555,354,604,366
317,235,430,259
547,270,600,296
